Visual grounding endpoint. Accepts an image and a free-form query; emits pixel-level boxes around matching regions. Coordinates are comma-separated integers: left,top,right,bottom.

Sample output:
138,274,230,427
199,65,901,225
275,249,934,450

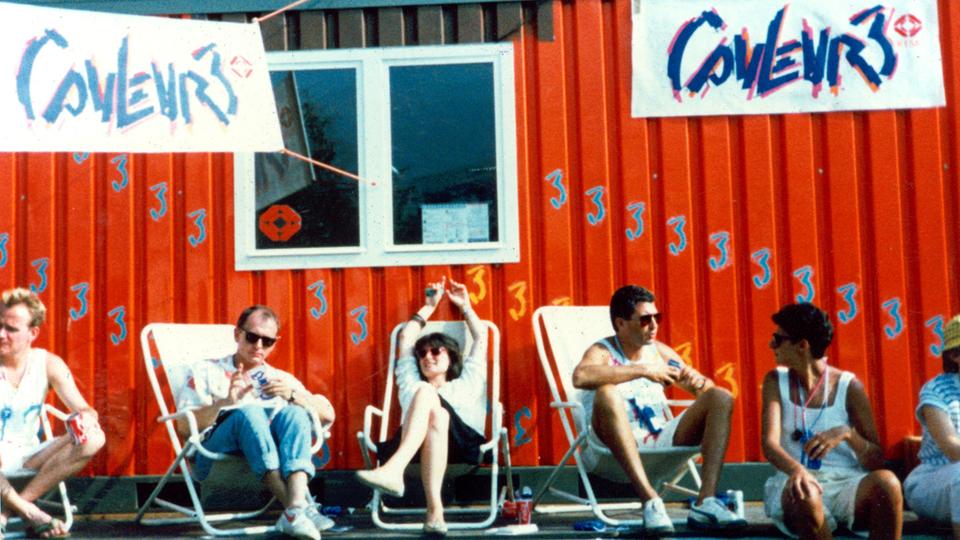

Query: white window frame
234,43,519,270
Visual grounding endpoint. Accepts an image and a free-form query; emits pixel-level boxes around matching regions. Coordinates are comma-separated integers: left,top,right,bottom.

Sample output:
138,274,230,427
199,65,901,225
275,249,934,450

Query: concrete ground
7,502,949,539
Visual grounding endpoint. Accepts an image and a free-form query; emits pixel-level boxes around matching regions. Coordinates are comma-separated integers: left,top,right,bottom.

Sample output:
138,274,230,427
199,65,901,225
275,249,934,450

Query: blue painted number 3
350,306,368,345
513,407,533,447
108,306,127,345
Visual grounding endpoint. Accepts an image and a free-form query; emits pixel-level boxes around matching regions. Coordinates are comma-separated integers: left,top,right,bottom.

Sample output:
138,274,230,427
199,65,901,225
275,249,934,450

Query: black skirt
376,396,492,465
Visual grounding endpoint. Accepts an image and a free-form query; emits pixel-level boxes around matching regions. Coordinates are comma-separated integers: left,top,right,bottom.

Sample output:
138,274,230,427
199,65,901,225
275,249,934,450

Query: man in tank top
573,285,744,534
0,287,105,537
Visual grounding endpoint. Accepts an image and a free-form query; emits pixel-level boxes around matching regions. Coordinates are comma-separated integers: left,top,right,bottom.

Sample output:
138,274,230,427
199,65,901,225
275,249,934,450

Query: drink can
67,413,87,445
725,489,744,519
246,365,272,399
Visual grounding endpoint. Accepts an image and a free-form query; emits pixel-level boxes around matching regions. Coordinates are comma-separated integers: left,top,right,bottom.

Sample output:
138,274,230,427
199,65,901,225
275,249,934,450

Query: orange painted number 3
508,281,528,321
466,266,487,305
674,341,694,368
714,362,739,398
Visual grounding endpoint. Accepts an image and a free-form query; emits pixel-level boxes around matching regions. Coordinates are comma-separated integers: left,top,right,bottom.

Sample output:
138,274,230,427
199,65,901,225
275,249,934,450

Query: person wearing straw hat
761,303,902,539
904,314,960,538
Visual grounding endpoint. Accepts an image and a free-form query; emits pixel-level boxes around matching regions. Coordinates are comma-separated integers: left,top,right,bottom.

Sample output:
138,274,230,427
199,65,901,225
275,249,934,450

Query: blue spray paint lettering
585,186,606,225
108,305,127,345
111,154,129,192
307,279,328,319
667,215,688,255
149,182,168,221
513,407,533,447
69,282,90,321
545,169,567,209
708,231,730,271
792,265,815,303
350,306,368,345
313,440,331,469
925,315,945,357
836,283,859,324
17,32,237,128
625,202,646,241
751,248,772,289
667,5,896,101
0,233,8,268
188,209,207,247
29,257,49,294
72,152,89,164
882,297,904,339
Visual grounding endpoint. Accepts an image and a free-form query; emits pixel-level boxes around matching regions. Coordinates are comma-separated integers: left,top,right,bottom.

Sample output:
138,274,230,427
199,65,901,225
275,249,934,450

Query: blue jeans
192,404,315,482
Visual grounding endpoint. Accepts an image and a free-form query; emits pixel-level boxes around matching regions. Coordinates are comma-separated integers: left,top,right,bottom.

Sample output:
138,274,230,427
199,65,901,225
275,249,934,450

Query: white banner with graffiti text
631,0,945,117
0,2,282,152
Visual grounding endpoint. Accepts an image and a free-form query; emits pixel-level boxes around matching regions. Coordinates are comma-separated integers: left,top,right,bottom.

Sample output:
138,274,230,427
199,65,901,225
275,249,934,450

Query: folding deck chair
2,405,76,539
356,319,512,531
135,323,329,537
532,305,701,527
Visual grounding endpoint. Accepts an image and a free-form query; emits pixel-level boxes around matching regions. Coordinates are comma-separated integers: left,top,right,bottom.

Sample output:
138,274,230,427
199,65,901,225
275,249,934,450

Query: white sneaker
303,502,335,532
642,497,675,534
276,505,321,539
688,496,747,530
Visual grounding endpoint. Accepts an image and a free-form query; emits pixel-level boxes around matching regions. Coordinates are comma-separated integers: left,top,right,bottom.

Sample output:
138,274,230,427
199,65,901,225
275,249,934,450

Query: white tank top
776,366,861,471
0,348,49,449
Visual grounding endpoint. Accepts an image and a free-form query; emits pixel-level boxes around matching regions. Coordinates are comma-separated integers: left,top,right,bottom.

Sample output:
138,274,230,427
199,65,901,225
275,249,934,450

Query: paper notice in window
422,203,489,244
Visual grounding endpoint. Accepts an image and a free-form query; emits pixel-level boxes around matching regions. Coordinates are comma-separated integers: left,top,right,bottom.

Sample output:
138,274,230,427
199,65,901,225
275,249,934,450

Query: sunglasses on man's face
240,328,278,348
771,332,794,348
416,346,445,359
632,313,663,327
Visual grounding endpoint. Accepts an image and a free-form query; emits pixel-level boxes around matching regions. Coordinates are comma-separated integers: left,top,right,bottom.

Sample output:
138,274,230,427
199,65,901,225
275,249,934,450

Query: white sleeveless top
579,337,670,435
0,348,49,450
776,366,861,471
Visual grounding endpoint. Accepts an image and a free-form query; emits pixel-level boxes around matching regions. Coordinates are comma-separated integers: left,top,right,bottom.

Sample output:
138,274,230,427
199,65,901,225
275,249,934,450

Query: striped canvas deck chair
532,305,701,527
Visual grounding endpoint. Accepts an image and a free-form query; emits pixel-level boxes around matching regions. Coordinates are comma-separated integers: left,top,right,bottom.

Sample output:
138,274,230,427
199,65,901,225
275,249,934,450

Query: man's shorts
0,438,57,474
582,413,685,473
764,468,869,538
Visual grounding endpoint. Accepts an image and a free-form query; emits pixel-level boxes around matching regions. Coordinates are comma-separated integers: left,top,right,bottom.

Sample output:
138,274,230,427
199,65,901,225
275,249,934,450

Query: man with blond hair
0,288,105,537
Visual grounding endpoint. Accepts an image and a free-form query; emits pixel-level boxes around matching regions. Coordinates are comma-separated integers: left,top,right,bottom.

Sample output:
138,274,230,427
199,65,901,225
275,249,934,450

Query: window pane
390,63,498,245
255,69,359,249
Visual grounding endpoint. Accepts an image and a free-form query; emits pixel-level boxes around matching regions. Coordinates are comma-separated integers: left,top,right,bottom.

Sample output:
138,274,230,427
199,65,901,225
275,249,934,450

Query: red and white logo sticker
894,14,922,38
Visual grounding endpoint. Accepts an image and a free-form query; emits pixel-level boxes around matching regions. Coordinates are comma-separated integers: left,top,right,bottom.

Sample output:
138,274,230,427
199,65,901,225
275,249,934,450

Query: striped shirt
916,373,960,466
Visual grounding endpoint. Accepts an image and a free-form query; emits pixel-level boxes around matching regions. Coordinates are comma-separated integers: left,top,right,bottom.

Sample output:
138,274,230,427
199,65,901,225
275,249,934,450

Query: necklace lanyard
793,367,828,435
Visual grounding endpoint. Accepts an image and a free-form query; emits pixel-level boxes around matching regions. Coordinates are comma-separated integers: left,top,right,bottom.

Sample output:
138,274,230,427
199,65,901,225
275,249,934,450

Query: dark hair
771,303,833,358
414,333,463,381
237,305,280,331
609,285,656,328
943,347,960,373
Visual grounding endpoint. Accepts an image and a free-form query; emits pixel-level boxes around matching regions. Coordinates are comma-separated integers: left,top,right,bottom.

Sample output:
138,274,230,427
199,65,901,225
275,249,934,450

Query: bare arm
654,342,713,396
922,405,960,462
761,370,822,499
262,372,335,426
397,277,445,358
572,343,678,389
446,278,486,356
175,364,252,439
46,353,99,426
803,377,885,469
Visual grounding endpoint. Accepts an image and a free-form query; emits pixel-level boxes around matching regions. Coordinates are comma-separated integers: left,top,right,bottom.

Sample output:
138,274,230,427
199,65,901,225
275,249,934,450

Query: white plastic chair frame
3,404,76,540
531,306,701,527
356,320,511,531
135,323,329,537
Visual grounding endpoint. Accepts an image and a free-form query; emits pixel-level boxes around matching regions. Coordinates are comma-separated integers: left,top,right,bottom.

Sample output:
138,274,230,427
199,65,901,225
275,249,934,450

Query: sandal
27,518,70,539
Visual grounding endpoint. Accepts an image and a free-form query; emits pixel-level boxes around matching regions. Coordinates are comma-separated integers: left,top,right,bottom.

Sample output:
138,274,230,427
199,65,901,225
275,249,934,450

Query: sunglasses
240,328,278,348
632,313,663,327
771,332,794,348
416,346,445,359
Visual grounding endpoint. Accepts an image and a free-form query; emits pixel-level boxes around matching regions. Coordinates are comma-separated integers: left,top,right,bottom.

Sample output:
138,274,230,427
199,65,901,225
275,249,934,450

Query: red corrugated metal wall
0,0,957,476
